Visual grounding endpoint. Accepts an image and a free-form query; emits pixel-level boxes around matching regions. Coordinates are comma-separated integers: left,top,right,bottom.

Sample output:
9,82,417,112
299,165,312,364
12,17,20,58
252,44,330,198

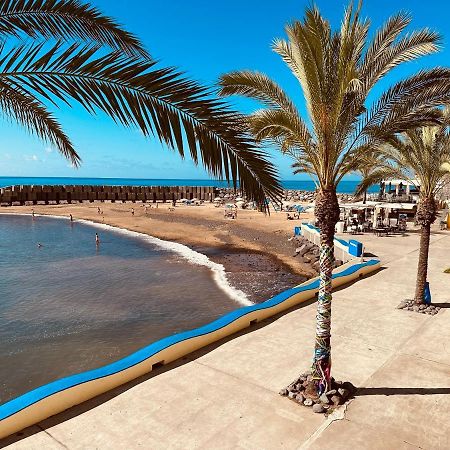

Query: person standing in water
69,214,73,222
31,209,35,220
95,233,100,246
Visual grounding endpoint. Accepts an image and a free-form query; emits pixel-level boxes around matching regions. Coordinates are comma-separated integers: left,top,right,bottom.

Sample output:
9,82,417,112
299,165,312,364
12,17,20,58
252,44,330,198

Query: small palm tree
0,0,282,204
357,116,450,304
219,2,450,394
353,154,395,203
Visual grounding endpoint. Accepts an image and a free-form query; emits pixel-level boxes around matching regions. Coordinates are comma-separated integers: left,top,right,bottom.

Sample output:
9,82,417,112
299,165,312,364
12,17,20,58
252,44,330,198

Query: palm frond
0,0,147,57
0,41,282,205
355,165,404,198
0,81,78,164
362,13,440,89
219,71,298,115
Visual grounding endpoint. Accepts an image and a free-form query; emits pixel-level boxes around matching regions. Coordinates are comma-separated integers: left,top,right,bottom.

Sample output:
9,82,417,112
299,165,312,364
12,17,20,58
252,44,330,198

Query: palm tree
219,2,450,394
357,116,450,305
0,0,282,205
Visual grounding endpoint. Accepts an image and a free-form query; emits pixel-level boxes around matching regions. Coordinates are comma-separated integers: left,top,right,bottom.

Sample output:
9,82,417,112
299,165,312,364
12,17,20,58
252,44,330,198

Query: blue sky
0,0,448,180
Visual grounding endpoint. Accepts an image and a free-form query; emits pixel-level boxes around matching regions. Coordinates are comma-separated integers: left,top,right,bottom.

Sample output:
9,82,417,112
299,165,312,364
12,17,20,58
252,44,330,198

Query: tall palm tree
357,116,450,305
0,0,282,205
219,2,450,394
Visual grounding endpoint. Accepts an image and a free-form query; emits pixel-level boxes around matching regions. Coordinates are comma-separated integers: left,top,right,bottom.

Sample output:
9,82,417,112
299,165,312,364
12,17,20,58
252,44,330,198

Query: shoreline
0,203,315,301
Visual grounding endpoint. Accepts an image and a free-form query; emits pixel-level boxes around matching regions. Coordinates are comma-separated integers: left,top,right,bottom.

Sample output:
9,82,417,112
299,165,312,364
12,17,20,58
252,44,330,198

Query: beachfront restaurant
379,179,420,202
339,201,417,234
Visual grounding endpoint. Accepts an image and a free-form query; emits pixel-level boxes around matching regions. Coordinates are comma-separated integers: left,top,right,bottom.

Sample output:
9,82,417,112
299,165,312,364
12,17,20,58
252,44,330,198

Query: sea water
0,177,380,194
0,214,249,403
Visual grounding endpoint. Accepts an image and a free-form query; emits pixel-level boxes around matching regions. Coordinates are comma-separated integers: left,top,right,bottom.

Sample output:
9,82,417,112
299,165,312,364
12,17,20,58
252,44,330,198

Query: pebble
295,393,304,404
312,403,326,414
319,393,330,404
288,391,296,399
279,388,288,396
331,395,342,406
303,398,313,407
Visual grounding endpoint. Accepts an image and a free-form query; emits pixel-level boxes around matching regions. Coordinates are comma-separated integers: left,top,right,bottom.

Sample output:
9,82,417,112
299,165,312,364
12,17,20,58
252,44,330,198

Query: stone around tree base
397,299,441,315
279,371,356,415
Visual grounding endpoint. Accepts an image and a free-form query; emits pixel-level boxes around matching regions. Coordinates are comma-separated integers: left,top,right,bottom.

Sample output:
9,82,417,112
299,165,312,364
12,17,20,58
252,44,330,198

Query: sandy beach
0,202,316,301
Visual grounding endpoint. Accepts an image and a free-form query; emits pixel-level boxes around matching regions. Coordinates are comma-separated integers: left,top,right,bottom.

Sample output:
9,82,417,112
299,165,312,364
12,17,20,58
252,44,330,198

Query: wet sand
1,202,316,300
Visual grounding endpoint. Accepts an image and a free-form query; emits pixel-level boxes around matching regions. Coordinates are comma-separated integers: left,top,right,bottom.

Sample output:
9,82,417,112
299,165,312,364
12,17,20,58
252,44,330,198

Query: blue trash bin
348,239,363,257
424,281,431,304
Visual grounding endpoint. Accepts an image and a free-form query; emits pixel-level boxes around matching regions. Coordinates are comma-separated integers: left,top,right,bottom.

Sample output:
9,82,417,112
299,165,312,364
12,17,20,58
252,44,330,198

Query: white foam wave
5,213,253,307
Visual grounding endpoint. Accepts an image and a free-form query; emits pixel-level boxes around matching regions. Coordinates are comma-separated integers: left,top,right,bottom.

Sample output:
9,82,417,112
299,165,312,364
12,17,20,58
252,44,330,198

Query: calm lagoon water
0,214,245,403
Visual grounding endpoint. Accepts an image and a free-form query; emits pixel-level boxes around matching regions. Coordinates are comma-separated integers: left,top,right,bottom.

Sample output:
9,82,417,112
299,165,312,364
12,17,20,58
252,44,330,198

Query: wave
6,213,253,307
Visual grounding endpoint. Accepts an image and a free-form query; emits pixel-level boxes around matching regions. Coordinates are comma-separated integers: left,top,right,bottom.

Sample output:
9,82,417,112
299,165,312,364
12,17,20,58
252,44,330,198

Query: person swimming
37,242,43,248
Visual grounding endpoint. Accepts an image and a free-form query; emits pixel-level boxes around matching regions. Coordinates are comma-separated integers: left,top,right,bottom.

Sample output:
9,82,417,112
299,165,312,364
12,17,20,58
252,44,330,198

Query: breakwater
0,185,216,206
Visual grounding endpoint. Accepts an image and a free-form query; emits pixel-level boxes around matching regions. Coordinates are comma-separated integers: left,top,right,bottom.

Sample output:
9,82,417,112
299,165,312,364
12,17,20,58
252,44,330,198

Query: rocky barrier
214,188,356,204
0,185,216,206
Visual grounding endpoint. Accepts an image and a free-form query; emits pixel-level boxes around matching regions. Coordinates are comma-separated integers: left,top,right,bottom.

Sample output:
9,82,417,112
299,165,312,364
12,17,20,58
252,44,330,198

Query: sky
1,0,449,180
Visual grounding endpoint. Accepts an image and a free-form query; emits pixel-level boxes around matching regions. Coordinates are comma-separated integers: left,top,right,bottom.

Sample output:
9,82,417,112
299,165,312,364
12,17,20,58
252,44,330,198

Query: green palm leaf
0,81,78,164
0,41,282,205
0,0,147,56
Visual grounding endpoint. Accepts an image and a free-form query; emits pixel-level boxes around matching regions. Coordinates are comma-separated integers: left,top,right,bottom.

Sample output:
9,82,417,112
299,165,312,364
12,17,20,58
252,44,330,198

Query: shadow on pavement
356,387,450,396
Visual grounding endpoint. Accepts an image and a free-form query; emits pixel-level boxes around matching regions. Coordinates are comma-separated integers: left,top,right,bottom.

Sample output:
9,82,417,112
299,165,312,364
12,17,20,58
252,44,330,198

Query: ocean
0,214,250,403
0,177,379,194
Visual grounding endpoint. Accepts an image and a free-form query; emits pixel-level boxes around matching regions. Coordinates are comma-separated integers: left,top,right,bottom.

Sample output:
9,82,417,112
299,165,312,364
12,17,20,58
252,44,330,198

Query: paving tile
306,418,419,450
345,354,450,449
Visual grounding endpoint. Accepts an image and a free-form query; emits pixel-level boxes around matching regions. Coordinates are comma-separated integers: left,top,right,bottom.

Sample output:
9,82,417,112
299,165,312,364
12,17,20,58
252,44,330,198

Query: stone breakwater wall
0,185,216,206
214,188,356,203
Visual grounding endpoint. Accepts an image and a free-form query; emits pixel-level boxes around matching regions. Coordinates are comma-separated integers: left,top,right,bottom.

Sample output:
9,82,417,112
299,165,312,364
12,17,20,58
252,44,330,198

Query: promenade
2,223,449,449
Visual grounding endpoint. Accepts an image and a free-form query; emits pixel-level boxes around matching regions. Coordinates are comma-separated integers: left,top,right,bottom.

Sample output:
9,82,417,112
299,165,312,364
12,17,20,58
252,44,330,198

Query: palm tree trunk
363,190,367,204
414,223,431,304
413,196,436,305
313,188,340,394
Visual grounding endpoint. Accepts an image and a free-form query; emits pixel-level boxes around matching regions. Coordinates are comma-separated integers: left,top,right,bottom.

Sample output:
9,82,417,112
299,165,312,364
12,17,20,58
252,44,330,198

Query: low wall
300,223,363,262
0,185,216,206
0,258,380,439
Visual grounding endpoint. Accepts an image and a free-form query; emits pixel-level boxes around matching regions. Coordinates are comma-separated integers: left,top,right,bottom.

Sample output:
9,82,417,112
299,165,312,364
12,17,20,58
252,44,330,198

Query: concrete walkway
2,228,450,449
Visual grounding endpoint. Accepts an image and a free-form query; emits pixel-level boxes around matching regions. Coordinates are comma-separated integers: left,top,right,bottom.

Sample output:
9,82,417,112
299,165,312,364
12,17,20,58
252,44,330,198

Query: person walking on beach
97,207,101,214
95,233,100,246
131,207,134,216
